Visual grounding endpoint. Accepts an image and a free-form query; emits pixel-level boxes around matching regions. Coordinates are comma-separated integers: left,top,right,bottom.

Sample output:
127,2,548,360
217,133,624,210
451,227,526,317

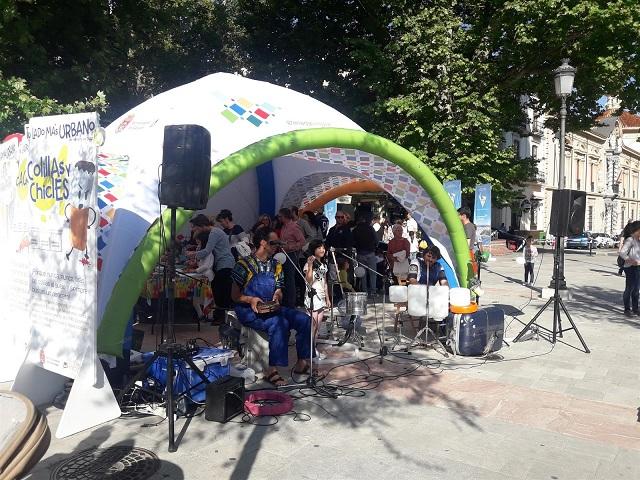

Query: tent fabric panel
280,172,365,209
288,148,453,259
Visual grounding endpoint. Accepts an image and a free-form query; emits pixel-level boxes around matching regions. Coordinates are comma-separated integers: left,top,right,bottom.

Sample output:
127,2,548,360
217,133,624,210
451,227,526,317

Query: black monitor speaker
160,124,211,210
205,376,245,423
549,189,586,237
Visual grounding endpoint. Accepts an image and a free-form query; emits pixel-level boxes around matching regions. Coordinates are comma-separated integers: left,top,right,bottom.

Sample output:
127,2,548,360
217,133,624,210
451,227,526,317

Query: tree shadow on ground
568,285,640,329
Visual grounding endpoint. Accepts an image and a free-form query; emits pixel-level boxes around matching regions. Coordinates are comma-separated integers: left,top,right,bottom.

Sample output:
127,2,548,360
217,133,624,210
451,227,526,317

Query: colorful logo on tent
221,98,276,127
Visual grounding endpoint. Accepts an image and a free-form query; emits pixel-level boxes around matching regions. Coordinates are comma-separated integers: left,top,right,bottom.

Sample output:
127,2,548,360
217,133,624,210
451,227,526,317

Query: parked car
610,233,620,248
565,232,596,250
591,232,614,248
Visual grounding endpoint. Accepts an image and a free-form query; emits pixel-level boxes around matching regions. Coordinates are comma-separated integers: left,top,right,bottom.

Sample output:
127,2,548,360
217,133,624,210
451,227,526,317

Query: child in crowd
304,240,331,358
337,257,355,294
523,235,538,286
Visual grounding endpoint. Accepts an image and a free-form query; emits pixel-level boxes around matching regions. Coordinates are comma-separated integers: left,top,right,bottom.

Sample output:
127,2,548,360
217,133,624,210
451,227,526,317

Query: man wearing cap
408,245,448,286
187,214,235,323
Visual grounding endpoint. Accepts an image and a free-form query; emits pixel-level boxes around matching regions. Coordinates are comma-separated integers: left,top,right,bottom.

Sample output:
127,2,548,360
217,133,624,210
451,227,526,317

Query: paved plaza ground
5,247,640,479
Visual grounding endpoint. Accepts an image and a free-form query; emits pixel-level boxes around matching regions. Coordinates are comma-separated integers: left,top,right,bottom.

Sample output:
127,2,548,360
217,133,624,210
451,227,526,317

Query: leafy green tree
232,0,639,203
0,74,107,136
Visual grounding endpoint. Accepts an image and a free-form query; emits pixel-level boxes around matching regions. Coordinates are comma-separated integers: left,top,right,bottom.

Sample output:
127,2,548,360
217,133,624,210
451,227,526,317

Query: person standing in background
291,206,317,247
352,212,379,295
277,207,306,308
458,206,481,275
522,235,538,286
217,209,244,237
619,221,640,317
187,214,236,324
618,219,633,276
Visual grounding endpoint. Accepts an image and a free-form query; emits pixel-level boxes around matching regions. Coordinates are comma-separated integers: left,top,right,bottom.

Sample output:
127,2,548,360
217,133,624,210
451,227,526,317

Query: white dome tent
95,73,471,356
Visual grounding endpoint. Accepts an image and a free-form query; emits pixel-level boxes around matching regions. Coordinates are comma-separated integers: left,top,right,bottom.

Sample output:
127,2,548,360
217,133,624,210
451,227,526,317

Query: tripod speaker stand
513,240,590,353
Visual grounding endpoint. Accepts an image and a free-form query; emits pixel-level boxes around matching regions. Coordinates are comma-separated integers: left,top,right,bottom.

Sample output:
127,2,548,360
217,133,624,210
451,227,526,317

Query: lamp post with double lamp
549,58,576,290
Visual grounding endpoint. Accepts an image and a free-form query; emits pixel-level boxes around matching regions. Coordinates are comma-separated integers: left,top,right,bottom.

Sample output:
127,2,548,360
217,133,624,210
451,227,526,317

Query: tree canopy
0,0,638,202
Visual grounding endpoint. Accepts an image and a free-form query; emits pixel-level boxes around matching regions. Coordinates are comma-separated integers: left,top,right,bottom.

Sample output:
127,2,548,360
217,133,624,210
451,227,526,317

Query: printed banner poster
444,180,462,209
0,138,28,381
474,183,492,247
12,113,101,379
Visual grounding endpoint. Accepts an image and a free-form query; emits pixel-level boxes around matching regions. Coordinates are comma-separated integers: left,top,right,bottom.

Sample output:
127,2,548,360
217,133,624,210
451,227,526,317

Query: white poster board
0,137,29,382
8,113,119,438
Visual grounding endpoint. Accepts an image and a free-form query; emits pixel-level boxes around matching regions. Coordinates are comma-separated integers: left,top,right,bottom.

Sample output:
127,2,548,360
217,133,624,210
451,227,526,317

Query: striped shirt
231,255,284,290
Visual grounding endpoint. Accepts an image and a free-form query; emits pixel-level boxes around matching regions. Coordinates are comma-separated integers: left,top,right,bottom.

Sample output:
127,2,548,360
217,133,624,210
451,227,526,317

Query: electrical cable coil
244,391,293,416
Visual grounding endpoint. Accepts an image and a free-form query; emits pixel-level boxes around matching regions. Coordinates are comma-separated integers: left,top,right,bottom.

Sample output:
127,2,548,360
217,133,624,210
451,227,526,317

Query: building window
591,181,595,192
588,206,593,231
622,206,626,226
576,179,581,190
532,145,538,159
514,140,520,159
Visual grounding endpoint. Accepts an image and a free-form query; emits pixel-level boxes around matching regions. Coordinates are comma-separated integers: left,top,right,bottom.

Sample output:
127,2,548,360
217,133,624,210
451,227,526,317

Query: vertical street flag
325,199,337,230
444,180,462,209
474,183,492,247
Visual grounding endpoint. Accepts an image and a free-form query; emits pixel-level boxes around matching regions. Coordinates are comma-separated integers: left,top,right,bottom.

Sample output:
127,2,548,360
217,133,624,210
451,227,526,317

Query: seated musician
231,226,313,387
407,245,449,287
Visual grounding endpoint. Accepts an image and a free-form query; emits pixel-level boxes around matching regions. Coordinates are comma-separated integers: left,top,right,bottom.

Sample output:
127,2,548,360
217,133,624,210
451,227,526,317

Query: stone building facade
494,100,640,236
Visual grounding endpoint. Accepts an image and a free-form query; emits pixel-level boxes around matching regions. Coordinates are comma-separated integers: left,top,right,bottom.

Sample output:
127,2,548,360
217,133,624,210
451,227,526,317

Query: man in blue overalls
231,227,313,387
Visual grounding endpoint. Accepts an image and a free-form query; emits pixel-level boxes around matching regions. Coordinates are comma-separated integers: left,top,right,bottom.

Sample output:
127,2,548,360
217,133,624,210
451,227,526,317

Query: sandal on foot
265,371,287,387
293,364,310,376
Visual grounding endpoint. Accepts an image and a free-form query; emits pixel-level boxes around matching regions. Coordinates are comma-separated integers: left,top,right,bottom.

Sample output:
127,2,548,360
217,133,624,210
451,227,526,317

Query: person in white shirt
304,239,331,358
185,231,215,321
409,231,419,260
522,235,538,286
406,212,418,236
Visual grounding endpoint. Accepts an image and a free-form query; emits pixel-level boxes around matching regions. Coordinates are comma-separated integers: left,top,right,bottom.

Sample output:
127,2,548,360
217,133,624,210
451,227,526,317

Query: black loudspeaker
204,376,245,423
549,189,586,237
159,124,211,209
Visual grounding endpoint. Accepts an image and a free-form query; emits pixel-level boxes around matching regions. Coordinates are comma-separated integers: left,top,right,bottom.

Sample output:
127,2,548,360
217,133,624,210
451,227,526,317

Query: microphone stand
278,247,337,398
332,248,389,363
328,247,343,334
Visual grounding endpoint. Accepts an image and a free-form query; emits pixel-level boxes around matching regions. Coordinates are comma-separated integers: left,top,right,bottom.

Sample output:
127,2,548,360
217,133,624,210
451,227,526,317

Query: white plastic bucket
389,285,408,303
450,287,471,307
429,285,450,320
407,284,428,316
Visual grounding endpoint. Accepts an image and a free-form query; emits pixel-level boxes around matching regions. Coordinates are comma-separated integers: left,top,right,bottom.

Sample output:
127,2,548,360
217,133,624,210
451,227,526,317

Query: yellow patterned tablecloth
142,271,213,302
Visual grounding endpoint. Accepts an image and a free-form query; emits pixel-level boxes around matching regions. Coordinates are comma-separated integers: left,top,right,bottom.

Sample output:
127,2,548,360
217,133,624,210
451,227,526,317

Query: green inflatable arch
97,128,471,356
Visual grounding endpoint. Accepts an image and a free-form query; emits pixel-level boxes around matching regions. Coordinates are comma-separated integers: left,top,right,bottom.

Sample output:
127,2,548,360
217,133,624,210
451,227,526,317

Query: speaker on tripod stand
549,189,586,237
157,125,212,451
160,124,212,210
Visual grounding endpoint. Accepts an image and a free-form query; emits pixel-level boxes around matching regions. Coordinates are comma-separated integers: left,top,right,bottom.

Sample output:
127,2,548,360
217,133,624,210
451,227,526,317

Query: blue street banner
324,199,337,230
474,183,492,246
444,180,462,209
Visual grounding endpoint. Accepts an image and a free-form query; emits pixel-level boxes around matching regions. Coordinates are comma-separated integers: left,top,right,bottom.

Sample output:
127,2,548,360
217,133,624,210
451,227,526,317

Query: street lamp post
549,58,576,290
